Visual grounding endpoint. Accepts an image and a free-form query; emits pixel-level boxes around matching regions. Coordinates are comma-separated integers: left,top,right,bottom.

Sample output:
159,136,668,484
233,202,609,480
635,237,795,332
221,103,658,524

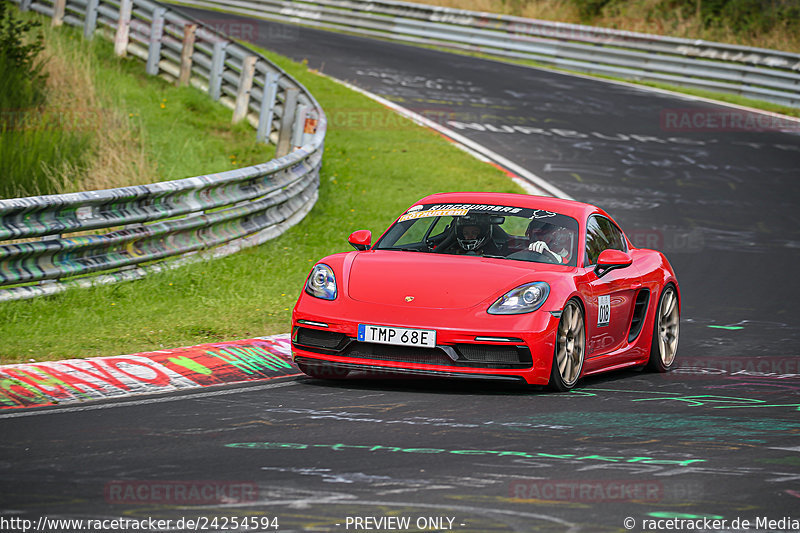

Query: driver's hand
529,240,551,254
529,241,561,261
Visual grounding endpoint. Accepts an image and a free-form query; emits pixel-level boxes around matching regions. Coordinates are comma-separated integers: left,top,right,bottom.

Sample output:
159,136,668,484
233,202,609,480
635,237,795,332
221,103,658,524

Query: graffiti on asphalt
569,389,800,411
0,334,296,409
225,441,706,467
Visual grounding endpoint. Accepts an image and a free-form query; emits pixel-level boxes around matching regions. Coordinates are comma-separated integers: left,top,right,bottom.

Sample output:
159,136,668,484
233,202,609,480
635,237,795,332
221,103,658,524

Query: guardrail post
232,56,258,124
52,0,66,26
146,7,167,76
209,41,228,101
291,104,308,150
84,0,99,39
275,88,299,157
178,24,197,87
20,0,32,12
114,0,133,57
256,71,279,144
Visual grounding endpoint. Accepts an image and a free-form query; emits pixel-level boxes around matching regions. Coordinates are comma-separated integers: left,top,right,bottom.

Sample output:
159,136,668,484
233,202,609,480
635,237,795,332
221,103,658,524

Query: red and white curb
0,334,299,410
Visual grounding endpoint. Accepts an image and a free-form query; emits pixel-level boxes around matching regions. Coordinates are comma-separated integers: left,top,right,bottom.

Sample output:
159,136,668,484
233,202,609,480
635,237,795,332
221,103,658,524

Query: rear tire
297,362,350,380
548,299,585,391
646,284,679,372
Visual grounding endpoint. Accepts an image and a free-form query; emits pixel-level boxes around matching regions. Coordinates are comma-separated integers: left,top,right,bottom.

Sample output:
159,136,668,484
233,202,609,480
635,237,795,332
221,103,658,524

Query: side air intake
628,289,650,343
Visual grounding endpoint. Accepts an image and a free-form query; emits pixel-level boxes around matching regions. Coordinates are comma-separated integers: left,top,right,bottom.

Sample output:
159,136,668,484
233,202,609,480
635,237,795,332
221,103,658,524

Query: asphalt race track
2,8,800,533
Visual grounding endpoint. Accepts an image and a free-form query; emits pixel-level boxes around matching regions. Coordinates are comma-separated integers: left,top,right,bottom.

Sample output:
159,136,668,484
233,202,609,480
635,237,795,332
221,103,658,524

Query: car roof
415,192,605,221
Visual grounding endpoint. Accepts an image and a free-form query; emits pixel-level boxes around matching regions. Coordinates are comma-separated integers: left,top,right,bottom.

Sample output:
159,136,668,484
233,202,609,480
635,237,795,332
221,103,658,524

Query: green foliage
0,123,92,198
597,0,800,39
708,0,800,35
525,0,800,44
0,6,89,198
501,0,530,16
572,0,613,20
0,1,47,114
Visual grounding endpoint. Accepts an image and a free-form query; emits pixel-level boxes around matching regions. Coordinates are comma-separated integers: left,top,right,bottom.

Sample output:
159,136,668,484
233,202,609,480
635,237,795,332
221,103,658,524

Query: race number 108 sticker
598,295,611,327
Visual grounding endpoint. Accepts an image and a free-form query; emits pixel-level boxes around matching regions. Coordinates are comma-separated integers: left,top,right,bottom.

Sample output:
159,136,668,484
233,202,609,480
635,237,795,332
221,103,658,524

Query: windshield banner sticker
399,204,524,222
429,204,523,214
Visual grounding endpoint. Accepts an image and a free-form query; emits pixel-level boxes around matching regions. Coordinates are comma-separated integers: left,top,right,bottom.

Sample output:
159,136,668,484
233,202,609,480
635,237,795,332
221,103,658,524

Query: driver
454,215,500,255
526,219,573,264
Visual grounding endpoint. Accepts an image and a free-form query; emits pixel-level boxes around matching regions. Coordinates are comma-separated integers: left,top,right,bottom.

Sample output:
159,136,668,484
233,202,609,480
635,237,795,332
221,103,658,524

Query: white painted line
0,379,299,419
318,73,574,200
768,446,800,453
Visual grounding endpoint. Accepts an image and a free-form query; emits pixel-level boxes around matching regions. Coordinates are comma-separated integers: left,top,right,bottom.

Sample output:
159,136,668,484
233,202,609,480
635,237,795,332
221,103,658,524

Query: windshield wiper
381,246,424,252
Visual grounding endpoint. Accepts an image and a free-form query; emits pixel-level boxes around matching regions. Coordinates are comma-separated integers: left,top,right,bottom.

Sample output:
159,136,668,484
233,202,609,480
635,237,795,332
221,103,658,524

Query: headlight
305,263,337,300
488,282,550,315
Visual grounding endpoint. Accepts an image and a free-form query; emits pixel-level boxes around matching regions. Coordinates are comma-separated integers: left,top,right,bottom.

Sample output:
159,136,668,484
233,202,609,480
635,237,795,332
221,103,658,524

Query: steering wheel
507,249,561,264
530,249,561,264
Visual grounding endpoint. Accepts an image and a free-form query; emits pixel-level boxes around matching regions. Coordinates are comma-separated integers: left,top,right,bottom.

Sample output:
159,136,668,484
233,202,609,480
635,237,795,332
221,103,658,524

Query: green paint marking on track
168,356,213,375
648,512,724,520
707,325,744,330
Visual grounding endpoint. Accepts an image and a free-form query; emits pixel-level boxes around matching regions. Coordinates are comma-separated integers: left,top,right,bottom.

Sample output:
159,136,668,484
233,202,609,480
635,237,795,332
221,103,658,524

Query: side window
584,216,627,265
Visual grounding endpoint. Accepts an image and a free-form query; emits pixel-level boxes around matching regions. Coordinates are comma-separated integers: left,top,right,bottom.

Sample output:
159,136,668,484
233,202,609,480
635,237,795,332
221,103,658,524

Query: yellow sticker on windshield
398,208,469,223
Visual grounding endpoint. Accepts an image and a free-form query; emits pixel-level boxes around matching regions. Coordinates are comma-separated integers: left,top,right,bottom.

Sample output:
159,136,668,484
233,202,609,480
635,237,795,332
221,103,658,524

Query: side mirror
594,249,633,278
348,230,372,251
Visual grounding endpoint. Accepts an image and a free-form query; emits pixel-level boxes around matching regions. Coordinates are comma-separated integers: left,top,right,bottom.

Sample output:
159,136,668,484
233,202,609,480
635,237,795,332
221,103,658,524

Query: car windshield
374,203,579,266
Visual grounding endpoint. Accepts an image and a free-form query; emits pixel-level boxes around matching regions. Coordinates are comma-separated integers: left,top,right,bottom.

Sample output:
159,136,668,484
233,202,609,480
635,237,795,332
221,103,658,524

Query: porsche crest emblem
404,296,415,302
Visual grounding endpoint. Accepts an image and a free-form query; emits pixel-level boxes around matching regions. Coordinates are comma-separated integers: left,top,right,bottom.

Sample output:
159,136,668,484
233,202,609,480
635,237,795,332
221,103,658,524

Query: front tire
646,284,679,372
548,299,585,391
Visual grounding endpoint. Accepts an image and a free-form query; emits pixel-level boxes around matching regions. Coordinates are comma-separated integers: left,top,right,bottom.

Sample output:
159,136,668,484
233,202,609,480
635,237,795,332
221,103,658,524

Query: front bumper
291,301,559,385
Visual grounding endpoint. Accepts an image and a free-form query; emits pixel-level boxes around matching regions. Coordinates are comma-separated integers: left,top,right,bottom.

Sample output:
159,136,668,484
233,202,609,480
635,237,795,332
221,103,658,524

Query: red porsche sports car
291,192,679,390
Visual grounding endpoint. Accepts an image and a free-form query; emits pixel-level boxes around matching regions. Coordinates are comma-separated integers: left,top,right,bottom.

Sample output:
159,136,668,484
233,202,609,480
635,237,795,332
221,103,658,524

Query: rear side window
585,215,627,266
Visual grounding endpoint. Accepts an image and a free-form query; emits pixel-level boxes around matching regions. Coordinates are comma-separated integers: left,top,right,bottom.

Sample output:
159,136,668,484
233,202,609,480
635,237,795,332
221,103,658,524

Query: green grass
0,7,91,198
0,33,521,363
0,120,93,197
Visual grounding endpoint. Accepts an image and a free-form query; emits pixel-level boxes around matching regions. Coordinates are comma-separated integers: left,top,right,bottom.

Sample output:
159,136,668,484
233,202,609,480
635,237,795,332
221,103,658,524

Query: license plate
358,324,437,348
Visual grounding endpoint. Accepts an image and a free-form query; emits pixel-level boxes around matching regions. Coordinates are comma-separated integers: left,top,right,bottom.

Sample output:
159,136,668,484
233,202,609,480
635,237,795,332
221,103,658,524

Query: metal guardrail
1,0,327,301
174,0,800,108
